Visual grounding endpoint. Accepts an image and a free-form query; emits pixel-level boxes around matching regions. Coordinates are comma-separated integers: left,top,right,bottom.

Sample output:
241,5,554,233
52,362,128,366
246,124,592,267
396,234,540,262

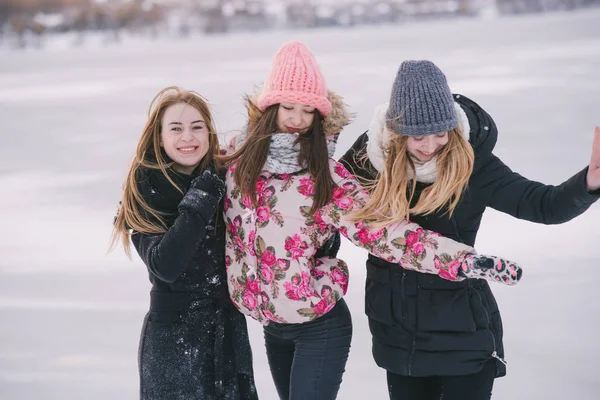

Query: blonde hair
110,86,219,256
349,128,474,227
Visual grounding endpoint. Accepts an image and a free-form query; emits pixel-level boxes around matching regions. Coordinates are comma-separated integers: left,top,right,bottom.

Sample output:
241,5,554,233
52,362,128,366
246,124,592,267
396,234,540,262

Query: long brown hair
218,97,334,215
110,86,219,256
349,128,474,227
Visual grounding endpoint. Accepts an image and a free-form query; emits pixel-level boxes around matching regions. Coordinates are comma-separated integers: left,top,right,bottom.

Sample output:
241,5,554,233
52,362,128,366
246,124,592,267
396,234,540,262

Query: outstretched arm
480,127,600,224
318,161,521,285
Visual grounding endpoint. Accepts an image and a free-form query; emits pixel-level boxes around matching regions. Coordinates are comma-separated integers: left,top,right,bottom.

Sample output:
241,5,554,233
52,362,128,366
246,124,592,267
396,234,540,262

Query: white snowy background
1,9,599,400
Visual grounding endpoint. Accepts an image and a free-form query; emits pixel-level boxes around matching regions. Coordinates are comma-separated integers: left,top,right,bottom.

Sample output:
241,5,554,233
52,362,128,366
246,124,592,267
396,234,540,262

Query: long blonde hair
349,128,474,227
110,86,219,256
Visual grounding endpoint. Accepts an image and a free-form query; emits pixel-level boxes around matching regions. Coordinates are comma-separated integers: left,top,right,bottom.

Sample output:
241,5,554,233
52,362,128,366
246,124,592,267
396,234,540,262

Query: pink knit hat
257,41,332,117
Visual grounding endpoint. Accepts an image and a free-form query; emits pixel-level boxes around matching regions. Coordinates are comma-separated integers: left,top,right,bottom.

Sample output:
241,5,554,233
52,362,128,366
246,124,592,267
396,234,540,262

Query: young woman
219,42,522,400
340,60,600,400
112,87,257,400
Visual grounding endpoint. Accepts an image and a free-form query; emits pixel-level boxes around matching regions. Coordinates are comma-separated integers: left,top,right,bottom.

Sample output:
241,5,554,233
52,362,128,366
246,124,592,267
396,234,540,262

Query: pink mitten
460,254,522,286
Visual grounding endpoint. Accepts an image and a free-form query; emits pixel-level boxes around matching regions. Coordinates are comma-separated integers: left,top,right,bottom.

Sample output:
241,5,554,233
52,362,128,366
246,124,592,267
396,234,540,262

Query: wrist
586,181,600,193
585,170,600,192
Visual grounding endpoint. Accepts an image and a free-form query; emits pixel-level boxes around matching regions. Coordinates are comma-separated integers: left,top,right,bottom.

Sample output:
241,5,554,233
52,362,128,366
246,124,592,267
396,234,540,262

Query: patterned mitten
460,254,523,286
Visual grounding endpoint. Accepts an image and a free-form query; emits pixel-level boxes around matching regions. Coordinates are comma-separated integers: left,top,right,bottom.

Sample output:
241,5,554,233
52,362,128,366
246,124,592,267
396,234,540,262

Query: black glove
178,169,225,218
192,168,225,198
315,232,341,259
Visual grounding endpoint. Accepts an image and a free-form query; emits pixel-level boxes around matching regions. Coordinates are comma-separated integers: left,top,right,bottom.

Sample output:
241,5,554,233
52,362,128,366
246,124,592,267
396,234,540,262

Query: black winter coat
132,167,258,400
339,94,600,378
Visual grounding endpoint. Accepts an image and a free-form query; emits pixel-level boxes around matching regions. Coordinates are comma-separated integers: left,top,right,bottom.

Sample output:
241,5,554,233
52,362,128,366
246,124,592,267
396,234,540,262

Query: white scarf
236,131,337,174
366,102,471,183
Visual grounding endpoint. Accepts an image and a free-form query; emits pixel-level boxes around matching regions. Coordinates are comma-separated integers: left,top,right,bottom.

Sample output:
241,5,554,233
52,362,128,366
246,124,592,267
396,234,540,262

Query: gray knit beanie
386,60,457,137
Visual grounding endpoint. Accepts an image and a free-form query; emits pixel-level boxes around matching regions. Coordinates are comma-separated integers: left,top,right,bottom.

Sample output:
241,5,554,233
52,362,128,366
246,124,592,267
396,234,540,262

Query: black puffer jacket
132,166,258,400
340,94,599,378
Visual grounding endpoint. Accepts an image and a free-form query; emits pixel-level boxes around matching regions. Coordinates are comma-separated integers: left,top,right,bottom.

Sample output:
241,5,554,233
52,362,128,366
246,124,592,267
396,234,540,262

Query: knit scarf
236,131,337,174
366,102,471,183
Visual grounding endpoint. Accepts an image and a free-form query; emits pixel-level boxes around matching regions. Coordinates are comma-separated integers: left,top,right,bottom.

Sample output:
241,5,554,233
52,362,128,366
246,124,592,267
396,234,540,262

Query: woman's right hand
459,254,523,286
585,126,600,191
178,169,226,214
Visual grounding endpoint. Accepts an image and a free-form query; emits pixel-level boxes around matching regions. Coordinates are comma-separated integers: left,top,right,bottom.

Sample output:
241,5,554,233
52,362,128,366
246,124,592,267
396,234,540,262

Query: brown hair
218,98,334,215
349,128,474,227
111,86,219,256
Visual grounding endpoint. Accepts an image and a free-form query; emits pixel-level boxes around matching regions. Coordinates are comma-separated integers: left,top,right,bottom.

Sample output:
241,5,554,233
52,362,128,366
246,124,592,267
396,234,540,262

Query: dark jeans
387,359,496,400
263,298,353,400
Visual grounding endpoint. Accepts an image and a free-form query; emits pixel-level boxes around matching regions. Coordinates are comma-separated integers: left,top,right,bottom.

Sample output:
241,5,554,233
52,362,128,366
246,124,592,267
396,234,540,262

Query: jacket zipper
408,333,416,376
400,271,407,322
473,284,507,366
406,274,416,376
452,217,505,365
492,351,507,366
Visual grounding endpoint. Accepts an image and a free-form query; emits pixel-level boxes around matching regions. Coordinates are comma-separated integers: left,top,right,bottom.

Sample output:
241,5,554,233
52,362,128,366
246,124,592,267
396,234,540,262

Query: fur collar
366,102,471,179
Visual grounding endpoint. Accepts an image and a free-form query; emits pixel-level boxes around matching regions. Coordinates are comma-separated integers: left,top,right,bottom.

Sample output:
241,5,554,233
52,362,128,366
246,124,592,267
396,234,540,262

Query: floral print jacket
224,159,477,325
224,92,475,325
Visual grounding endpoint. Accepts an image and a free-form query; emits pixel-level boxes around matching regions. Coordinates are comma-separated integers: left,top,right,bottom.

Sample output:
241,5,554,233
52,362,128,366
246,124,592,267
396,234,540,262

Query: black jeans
387,358,496,400
263,298,353,400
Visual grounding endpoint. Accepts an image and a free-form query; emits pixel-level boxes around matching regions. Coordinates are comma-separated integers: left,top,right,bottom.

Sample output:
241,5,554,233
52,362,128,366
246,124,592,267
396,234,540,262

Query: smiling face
276,102,316,134
160,102,210,174
406,131,449,162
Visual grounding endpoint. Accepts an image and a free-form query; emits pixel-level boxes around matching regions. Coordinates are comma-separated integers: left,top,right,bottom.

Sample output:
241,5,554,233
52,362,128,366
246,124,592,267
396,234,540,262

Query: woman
112,87,257,400
219,42,521,400
341,60,600,400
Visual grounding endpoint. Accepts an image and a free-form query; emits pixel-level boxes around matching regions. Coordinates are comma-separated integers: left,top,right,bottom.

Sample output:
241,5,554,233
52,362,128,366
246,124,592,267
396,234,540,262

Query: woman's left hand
586,126,600,191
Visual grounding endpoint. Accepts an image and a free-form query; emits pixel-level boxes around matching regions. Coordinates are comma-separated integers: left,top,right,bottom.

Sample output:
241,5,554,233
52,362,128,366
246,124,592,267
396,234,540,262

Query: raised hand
179,168,225,215
189,168,226,200
586,126,600,191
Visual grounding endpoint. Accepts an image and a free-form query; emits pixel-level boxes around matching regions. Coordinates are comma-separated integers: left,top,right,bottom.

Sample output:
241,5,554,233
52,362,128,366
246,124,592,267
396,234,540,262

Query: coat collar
366,101,471,173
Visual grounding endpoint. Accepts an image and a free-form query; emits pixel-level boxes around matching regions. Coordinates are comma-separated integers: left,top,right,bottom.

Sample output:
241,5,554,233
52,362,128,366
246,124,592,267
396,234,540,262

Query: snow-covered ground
1,9,599,400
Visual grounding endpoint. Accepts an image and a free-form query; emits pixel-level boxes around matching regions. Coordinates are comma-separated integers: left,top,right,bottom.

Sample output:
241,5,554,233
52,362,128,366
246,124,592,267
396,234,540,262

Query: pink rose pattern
390,227,443,270
433,253,469,281
284,234,309,260
224,160,475,324
297,177,315,197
